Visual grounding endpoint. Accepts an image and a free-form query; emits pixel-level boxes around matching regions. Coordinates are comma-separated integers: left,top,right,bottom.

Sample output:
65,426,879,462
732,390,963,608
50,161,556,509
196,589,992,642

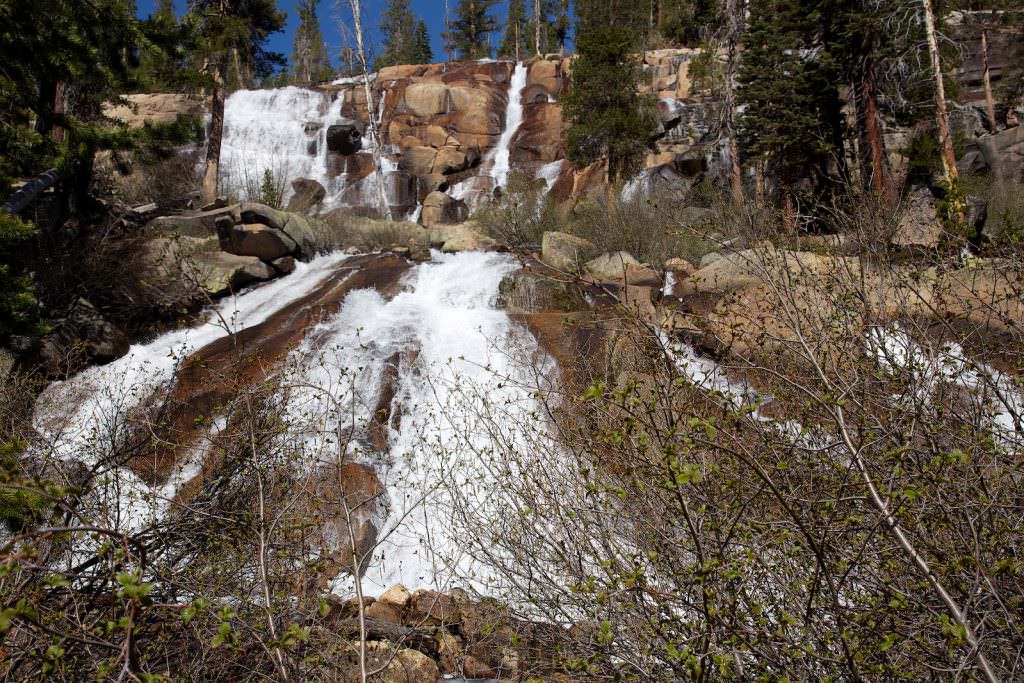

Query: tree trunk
922,0,958,187
723,0,745,205
535,0,542,55
781,187,796,233
859,63,894,202
982,29,997,132
348,0,393,220
201,62,226,205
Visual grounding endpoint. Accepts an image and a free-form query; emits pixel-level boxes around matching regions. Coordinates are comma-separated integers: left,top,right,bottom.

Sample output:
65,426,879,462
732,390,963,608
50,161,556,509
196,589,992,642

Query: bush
567,189,718,265
311,209,424,253
473,171,563,248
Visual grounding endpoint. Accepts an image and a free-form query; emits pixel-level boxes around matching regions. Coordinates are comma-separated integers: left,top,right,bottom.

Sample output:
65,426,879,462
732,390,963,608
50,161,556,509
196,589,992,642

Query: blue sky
135,0,522,71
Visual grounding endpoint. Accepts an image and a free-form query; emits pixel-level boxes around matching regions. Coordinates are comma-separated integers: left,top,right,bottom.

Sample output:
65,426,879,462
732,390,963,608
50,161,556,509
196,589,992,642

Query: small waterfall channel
488,61,529,190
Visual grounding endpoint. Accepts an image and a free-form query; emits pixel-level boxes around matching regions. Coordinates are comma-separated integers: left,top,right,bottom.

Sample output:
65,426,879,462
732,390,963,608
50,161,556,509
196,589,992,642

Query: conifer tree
378,0,416,67
192,0,286,202
737,0,844,228
412,20,434,63
564,0,656,182
445,0,499,59
292,0,332,84
377,0,433,67
500,0,529,59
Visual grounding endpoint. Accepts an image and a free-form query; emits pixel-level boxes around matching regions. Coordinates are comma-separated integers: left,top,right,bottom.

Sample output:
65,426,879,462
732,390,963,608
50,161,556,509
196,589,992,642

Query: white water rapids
31,250,548,596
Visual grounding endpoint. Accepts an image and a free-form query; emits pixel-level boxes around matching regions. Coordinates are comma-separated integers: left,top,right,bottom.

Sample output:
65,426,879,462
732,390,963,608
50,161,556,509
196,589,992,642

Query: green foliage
656,0,722,47
0,439,51,533
291,0,333,84
135,1,202,91
376,0,434,68
564,0,657,181
258,168,283,208
190,0,287,90
444,0,499,59
0,214,40,343
499,0,530,59
737,0,845,192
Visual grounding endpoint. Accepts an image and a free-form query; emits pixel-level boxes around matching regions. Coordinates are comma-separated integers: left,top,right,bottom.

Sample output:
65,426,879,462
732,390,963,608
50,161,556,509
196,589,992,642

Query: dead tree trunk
347,0,394,221
922,0,958,187
201,61,226,204
859,62,894,202
982,29,998,132
723,0,745,205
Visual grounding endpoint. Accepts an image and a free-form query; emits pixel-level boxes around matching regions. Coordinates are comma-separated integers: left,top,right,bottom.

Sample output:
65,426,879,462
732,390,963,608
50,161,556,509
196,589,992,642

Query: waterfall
488,62,529,190
31,250,548,594
220,87,337,202
279,250,546,593
221,87,404,216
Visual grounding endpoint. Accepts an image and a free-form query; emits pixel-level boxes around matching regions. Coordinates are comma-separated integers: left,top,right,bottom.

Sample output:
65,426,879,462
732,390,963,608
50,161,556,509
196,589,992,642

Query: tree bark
859,62,894,202
201,62,226,205
723,0,745,205
982,29,998,132
535,0,542,55
922,0,958,187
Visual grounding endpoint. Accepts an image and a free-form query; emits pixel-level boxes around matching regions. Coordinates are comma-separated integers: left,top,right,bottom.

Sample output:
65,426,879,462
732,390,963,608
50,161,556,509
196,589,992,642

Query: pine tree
736,0,845,228
292,0,332,84
412,20,434,64
378,0,417,67
445,0,499,59
500,0,529,59
563,0,656,182
191,0,286,202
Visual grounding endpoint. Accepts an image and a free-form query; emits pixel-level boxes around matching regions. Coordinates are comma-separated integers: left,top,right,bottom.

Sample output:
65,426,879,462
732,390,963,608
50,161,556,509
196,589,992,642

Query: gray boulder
219,221,298,260
893,187,944,249
585,251,642,280
39,299,129,372
148,204,241,237
978,126,1024,180
540,231,600,272
420,191,468,228
239,202,318,259
185,251,275,297
286,178,326,214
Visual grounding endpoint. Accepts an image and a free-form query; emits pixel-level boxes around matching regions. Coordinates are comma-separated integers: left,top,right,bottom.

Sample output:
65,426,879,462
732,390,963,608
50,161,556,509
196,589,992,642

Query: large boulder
340,643,439,683
219,222,297,260
585,251,642,281
102,93,205,128
185,251,275,297
286,178,326,214
432,146,469,175
39,299,129,373
427,222,496,253
540,232,600,272
326,122,363,155
148,204,241,237
892,187,946,249
404,82,449,117
420,191,468,227
400,146,439,178
238,202,318,259
977,125,1024,180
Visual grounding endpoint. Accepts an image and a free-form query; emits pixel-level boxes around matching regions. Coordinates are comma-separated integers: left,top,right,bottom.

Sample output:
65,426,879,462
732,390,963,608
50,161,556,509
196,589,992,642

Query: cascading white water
32,254,352,530
221,87,401,214
488,62,529,191
221,87,336,199
279,250,546,593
